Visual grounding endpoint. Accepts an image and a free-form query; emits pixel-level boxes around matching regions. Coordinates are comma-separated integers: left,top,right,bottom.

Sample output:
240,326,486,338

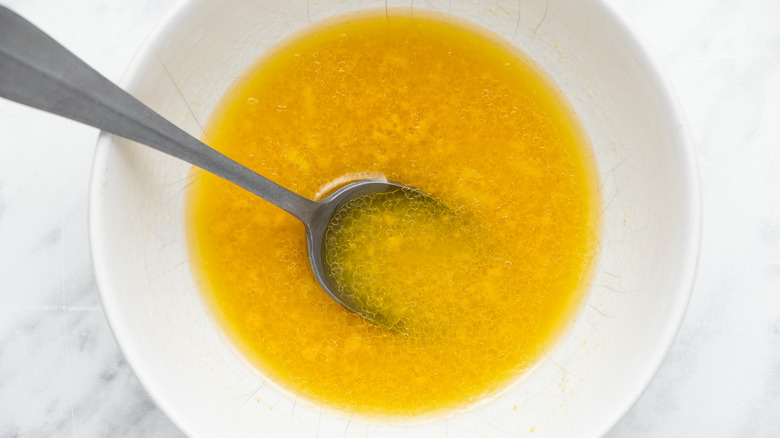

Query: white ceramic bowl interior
90,0,700,436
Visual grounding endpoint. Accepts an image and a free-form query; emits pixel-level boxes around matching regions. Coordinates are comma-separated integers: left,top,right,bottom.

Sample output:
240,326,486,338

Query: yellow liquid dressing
189,12,599,417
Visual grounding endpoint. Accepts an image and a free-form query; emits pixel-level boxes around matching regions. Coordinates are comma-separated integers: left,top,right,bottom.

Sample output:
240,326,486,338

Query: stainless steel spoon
0,5,417,328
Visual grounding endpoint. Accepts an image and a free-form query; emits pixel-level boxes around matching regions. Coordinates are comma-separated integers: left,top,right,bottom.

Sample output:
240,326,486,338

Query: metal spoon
0,5,419,328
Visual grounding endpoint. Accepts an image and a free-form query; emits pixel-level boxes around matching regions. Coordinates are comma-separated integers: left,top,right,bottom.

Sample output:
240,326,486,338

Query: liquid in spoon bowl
323,186,480,333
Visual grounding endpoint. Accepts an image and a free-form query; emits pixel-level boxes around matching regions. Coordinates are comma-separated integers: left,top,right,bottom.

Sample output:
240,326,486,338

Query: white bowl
89,0,700,436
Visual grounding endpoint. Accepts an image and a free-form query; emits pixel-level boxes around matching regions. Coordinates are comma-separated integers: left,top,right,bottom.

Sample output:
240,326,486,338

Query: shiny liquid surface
189,12,599,417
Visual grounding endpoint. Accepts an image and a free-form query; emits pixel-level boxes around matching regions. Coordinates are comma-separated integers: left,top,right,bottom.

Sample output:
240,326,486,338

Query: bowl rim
88,1,205,437
88,0,702,436
579,2,702,436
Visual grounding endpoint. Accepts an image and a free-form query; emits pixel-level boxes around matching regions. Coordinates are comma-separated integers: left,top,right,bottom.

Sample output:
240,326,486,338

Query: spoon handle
0,6,320,223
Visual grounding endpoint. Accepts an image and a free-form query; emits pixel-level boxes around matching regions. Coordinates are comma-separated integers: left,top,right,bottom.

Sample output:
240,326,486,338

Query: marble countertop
1,0,778,436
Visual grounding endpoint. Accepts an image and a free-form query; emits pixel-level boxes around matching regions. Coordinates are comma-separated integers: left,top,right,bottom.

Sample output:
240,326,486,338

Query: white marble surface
1,0,778,436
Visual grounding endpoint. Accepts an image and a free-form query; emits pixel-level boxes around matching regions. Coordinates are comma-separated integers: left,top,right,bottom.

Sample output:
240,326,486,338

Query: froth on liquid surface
189,12,599,417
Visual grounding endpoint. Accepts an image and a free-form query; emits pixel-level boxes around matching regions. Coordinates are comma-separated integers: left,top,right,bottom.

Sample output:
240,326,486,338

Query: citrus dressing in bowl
188,12,599,417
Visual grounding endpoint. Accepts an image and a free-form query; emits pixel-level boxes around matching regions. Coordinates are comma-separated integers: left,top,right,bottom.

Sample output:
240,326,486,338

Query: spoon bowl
307,179,418,326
